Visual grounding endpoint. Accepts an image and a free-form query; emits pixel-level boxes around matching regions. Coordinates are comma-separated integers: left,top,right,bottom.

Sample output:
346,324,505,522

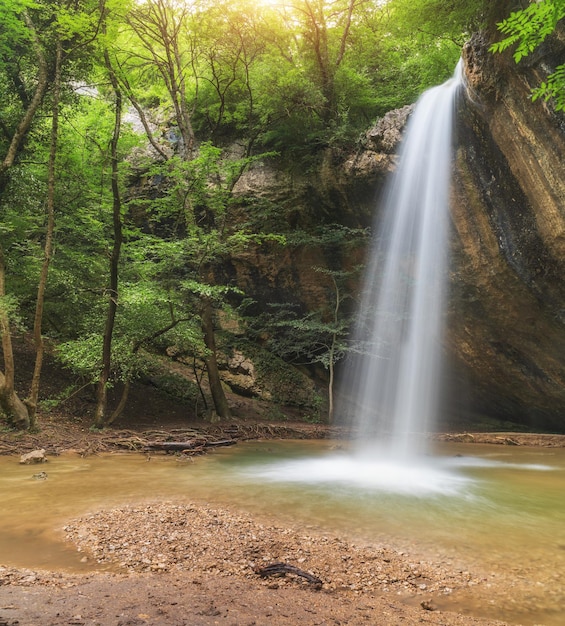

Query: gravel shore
63,501,486,595
0,499,511,626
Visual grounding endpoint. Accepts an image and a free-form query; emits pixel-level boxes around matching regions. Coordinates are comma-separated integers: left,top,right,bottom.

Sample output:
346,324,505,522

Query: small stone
421,599,437,611
20,449,46,464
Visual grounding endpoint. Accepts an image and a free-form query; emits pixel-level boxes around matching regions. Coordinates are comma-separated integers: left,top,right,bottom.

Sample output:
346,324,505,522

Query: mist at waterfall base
342,61,464,461
248,64,474,497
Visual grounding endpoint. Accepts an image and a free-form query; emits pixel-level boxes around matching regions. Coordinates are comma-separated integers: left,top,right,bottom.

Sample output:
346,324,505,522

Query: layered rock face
229,25,565,429
448,29,565,429
229,107,412,316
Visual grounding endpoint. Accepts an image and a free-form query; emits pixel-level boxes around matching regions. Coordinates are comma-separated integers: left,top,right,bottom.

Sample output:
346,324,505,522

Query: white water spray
340,62,464,460
239,64,467,497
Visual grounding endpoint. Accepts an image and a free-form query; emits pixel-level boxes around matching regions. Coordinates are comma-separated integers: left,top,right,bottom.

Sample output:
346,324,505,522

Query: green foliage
0,0,490,425
0,0,35,60
180,280,239,301
0,294,21,327
287,224,370,247
302,392,326,423
532,63,565,108
57,320,166,388
269,308,349,369
368,0,484,114
490,0,565,110
490,0,565,61
245,269,356,370
388,0,486,40
184,0,481,153
57,334,104,382
37,384,84,414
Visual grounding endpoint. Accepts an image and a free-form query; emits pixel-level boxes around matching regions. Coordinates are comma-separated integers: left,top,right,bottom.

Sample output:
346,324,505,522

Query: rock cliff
228,22,565,430
448,27,565,429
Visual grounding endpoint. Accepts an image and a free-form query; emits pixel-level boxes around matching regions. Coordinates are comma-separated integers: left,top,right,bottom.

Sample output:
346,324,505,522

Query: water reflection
0,453,194,571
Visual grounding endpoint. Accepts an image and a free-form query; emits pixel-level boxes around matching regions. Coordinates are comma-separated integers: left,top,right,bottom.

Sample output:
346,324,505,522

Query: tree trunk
0,11,47,430
0,13,49,178
327,274,341,423
0,371,30,429
106,313,190,425
0,247,30,429
127,0,195,159
94,49,123,429
28,39,62,426
328,338,335,423
107,380,130,425
201,297,231,420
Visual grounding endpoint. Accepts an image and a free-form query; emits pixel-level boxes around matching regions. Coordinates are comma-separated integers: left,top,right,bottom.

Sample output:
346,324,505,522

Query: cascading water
240,64,469,497
339,61,464,461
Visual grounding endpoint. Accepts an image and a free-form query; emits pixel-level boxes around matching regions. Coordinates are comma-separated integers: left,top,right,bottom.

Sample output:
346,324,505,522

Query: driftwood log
255,562,323,587
143,439,236,453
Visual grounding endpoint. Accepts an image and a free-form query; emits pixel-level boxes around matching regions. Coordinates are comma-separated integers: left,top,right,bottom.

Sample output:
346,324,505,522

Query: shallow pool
1,440,565,625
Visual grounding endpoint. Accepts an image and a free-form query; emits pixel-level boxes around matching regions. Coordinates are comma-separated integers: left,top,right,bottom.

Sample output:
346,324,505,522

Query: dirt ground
0,564,508,626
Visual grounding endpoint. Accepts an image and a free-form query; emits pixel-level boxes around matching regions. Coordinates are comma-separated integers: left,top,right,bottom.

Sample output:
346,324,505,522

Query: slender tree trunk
94,51,123,429
0,13,48,178
107,313,190,424
173,38,195,158
201,297,231,420
28,40,63,425
127,0,195,158
0,247,30,429
328,339,335,422
107,380,130,425
193,356,208,413
0,11,47,429
328,274,342,423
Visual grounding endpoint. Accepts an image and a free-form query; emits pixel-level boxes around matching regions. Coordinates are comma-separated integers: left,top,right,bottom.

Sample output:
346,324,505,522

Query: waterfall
340,62,464,460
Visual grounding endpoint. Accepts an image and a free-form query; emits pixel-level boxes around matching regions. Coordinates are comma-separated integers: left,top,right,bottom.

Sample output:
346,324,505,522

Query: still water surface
2,441,565,625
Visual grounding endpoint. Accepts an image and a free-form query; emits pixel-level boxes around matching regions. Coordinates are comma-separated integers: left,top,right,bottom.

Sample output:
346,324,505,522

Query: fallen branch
255,562,323,587
144,439,236,453
206,439,237,447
